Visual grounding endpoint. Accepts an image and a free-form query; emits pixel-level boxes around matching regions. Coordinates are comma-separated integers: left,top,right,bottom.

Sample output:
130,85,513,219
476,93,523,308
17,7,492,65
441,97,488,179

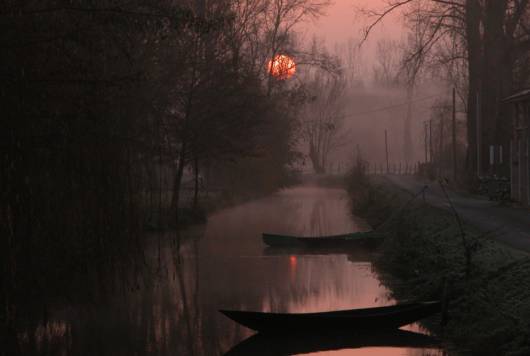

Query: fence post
385,129,390,174
452,87,458,184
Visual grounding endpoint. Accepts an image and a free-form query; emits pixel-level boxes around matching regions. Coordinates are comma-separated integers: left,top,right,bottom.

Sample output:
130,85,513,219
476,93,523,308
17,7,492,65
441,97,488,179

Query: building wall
511,101,530,207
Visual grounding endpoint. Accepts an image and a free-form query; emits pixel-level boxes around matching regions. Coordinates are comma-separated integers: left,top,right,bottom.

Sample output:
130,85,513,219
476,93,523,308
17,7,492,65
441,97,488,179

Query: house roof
503,88,530,103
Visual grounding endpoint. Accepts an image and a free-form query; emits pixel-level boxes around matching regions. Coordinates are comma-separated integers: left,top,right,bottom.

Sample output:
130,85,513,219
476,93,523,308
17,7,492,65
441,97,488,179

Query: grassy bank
347,171,530,355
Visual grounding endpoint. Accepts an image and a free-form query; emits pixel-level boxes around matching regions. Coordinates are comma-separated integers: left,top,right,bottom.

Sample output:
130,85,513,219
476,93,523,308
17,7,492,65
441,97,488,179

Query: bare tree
300,51,348,173
358,0,530,180
263,0,332,94
373,39,402,87
372,35,422,161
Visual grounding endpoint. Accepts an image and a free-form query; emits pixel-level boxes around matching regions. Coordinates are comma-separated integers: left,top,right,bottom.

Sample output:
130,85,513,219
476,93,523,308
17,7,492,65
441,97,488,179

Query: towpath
383,175,530,253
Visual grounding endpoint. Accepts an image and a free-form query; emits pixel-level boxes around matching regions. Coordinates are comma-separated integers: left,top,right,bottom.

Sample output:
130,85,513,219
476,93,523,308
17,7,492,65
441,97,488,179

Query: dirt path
383,175,530,253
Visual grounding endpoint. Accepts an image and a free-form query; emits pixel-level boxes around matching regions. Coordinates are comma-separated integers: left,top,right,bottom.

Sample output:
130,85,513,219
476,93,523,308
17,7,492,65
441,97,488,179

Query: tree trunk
403,86,414,161
309,141,325,174
481,0,509,175
464,0,483,180
193,156,199,209
171,142,187,226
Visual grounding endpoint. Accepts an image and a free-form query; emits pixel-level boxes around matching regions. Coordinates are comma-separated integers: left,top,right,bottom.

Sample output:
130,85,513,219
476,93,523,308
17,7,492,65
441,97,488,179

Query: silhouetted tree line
1,1,318,352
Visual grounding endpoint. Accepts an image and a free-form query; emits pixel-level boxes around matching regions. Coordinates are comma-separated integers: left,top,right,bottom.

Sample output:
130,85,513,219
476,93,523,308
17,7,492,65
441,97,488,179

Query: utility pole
385,129,389,174
439,117,444,177
429,120,433,164
424,121,429,162
476,92,481,177
452,87,457,184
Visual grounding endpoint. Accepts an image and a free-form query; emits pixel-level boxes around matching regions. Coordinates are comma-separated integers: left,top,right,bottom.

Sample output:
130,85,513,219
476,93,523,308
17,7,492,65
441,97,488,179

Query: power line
341,94,438,119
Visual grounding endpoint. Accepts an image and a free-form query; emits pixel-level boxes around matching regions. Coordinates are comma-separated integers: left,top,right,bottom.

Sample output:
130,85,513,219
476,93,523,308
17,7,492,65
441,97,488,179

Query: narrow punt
220,301,441,333
262,231,386,248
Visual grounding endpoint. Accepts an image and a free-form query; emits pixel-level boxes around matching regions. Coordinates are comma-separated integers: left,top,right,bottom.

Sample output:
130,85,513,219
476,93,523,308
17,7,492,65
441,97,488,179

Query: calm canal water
25,185,443,356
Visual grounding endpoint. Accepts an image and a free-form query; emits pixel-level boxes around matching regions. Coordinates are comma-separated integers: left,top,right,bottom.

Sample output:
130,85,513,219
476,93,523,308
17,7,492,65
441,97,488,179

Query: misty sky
295,1,440,167
297,0,404,65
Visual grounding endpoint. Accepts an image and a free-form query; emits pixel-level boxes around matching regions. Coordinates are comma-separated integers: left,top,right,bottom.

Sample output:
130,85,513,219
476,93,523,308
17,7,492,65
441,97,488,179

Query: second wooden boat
220,301,441,333
262,231,385,248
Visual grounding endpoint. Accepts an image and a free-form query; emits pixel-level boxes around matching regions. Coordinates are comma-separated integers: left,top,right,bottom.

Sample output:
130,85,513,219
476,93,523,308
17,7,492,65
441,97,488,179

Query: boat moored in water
220,301,441,333
262,231,386,248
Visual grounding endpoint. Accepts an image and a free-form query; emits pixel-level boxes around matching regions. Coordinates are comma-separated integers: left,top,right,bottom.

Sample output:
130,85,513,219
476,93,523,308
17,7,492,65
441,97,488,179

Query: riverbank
347,173,530,355
4,166,302,355
144,171,302,231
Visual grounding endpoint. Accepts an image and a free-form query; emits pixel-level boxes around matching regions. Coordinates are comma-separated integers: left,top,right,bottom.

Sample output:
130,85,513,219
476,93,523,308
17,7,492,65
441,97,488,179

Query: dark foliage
1,1,301,353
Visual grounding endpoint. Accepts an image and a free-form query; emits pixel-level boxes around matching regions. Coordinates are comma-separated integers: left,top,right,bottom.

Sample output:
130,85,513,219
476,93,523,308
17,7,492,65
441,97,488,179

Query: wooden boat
262,231,385,248
224,329,440,356
220,301,441,333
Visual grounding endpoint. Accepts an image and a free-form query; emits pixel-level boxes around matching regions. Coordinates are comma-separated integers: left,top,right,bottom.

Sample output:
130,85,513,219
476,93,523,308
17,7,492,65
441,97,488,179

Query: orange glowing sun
267,54,296,80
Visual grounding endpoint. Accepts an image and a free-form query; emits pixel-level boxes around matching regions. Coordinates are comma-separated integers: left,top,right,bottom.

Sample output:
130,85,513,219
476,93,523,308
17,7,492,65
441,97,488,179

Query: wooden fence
368,162,421,176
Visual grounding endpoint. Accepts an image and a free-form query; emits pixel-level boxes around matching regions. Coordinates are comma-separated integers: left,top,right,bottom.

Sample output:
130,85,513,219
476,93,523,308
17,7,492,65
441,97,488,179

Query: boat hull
220,301,441,333
262,232,385,248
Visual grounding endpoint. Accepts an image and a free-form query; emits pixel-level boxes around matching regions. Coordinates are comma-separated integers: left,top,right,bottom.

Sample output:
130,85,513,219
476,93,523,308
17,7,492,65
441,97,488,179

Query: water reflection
22,185,443,356
225,329,441,355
